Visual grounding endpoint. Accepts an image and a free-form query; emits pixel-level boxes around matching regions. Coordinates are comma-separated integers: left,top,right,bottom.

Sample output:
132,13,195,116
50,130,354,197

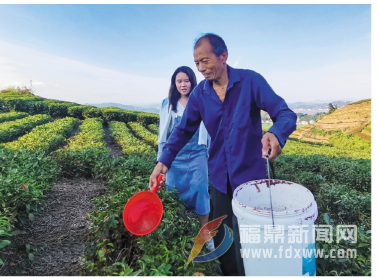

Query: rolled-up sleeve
252,74,297,147
158,89,202,168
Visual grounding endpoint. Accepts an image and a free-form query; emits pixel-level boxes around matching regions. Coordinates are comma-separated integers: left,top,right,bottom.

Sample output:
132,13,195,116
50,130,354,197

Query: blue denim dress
165,114,210,216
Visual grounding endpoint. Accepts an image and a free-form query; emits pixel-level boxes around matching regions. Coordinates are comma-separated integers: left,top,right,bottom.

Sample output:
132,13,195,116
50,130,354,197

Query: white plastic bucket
232,179,318,276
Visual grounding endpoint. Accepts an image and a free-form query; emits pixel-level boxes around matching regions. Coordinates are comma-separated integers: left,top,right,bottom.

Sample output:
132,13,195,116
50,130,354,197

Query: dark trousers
211,176,245,276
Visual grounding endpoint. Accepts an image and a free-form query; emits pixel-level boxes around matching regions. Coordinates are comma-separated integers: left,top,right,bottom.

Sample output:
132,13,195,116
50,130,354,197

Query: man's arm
158,90,202,167
150,89,203,189
252,73,297,160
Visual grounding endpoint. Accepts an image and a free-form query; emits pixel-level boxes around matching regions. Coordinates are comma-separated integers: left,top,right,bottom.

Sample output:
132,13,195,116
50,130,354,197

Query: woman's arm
157,99,167,161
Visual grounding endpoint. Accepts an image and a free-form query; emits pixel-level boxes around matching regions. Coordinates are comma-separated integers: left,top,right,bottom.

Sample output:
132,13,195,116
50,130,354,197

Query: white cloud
32,81,46,86
0,40,168,105
0,40,370,105
264,59,371,103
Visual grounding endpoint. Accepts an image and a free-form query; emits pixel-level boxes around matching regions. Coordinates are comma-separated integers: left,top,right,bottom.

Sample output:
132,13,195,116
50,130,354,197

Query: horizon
0,4,371,105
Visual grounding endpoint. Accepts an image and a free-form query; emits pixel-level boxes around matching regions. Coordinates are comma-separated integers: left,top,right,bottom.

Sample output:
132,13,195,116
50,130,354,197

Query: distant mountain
85,103,159,114
287,100,352,110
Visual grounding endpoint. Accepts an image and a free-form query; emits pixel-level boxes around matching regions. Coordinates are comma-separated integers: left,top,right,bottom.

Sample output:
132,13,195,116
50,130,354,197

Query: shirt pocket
232,106,251,130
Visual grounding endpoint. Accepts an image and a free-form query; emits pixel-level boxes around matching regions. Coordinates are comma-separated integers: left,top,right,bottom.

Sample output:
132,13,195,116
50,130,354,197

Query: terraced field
292,99,371,143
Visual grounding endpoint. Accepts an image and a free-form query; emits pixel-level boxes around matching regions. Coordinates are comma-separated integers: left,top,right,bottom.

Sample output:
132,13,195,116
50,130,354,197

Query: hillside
291,99,371,143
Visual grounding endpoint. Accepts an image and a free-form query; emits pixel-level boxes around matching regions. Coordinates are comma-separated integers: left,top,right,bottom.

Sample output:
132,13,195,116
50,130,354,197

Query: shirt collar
203,65,240,94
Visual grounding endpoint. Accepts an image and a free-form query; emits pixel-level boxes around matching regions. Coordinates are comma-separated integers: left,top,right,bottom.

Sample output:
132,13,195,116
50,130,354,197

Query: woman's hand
261,132,282,162
149,162,168,191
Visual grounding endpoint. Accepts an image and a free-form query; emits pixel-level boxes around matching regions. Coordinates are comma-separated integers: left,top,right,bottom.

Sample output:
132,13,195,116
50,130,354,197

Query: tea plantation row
0,105,371,275
0,92,159,126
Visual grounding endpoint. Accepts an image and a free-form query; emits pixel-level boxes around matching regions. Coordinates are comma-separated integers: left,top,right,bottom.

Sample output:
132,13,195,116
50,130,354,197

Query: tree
328,103,337,114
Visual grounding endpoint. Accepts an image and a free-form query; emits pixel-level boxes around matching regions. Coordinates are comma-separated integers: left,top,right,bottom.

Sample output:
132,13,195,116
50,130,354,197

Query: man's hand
149,162,168,191
262,132,282,162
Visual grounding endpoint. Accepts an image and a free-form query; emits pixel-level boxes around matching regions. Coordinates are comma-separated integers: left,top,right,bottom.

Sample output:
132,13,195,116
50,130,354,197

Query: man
149,33,297,276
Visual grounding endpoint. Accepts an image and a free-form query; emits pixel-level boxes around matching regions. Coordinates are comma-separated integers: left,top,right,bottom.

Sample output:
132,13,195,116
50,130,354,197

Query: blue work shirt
158,65,297,194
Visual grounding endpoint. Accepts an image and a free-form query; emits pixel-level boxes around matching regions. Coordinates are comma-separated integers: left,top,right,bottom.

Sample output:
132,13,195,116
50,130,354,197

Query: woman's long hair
168,66,197,112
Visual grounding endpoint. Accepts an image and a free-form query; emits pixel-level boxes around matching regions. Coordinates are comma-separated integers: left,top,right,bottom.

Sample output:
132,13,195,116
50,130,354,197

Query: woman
157,66,213,249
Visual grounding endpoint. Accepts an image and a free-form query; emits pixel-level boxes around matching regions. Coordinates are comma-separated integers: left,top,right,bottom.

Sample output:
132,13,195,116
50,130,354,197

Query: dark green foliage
68,105,95,119
0,92,78,117
315,225,371,276
316,184,370,227
275,154,371,276
82,154,219,276
101,107,138,123
54,149,110,178
275,155,371,192
0,148,60,224
328,103,337,114
100,107,159,126
314,184,371,276
83,107,103,118
136,112,159,126
0,148,60,264
46,101,78,118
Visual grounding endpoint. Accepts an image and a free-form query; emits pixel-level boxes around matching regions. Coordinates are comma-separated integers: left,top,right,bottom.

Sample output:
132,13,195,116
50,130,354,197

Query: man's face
194,39,227,82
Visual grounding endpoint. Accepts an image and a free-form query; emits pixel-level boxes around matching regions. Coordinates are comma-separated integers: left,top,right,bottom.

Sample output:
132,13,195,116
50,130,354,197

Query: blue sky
0,4,371,105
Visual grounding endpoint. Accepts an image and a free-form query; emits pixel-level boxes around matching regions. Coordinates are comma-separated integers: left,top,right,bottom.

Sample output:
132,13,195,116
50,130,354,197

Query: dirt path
0,178,107,276
0,123,125,276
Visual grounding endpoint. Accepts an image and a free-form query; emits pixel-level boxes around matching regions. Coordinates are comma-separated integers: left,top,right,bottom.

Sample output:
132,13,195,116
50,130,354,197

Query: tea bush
83,107,103,119
54,118,109,177
136,112,159,126
147,124,159,135
109,121,154,156
128,122,158,148
45,101,78,118
0,148,60,264
82,152,220,276
2,117,78,152
282,138,371,160
68,105,95,120
316,183,371,228
274,155,371,192
0,114,51,143
0,112,29,123
101,107,138,123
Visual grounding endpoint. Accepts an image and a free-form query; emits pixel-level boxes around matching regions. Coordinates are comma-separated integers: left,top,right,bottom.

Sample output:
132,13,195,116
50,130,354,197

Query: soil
103,123,123,158
0,178,107,276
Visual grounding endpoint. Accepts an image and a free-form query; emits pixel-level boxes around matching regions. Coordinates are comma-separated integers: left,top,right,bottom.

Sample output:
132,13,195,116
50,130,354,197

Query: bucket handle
266,151,276,227
266,155,275,179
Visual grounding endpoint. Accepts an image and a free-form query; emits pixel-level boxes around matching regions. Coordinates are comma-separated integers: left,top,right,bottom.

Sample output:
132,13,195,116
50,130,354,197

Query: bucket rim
233,179,316,217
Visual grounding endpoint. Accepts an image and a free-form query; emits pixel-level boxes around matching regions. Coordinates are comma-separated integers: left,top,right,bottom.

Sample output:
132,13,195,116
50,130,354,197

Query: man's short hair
194,33,228,57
